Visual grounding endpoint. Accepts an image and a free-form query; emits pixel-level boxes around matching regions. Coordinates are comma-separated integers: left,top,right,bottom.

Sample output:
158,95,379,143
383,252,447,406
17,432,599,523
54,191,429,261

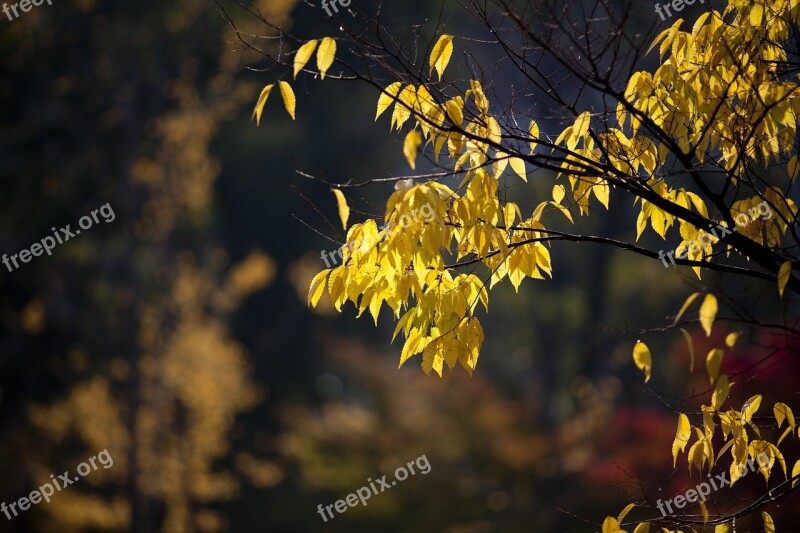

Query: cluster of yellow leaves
252,37,337,124
308,181,492,376
295,0,797,377
301,35,583,375
622,292,799,531
632,293,718,383
598,0,800,279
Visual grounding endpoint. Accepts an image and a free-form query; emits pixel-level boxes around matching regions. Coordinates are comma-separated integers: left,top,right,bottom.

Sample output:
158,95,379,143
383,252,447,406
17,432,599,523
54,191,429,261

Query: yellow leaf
774,402,795,430
742,395,762,422
392,85,416,130
293,40,318,78
617,503,635,522
680,328,695,372
554,125,573,147
317,37,337,80
673,291,700,325
551,203,574,223
369,293,382,325
706,348,724,384
332,189,350,230
529,120,539,153
278,81,296,120
552,184,565,205
594,182,610,209
712,374,729,410
403,130,422,170
763,511,775,533
699,293,718,337
376,81,403,121
633,523,650,533
446,99,463,127
791,460,800,488
509,157,527,182
308,269,331,307
573,111,591,140
252,83,274,126
327,266,346,311
672,413,691,467
601,516,620,533
725,332,738,348
429,34,454,81
715,525,731,533
632,341,652,383
699,499,709,524
750,3,764,25
778,261,792,298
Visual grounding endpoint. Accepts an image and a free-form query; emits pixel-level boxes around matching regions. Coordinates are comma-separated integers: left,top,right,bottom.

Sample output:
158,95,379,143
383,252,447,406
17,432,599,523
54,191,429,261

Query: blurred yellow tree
12,0,295,531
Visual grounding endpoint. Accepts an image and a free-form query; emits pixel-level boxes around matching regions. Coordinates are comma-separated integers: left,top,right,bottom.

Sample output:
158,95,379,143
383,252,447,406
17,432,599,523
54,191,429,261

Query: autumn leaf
778,261,792,298
376,82,403,121
308,269,330,307
617,503,635,522
725,332,738,347
252,84,274,126
673,291,700,325
699,500,709,525
445,98,463,126
774,402,795,430
528,120,539,152
632,341,652,383
332,189,350,230
680,328,695,372
711,374,729,409
293,40,318,78
429,34,454,80
699,293,718,336
763,511,775,533
601,517,621,533
706,348,724,384
742,395,762,423
672,413,691,466
552,184,565,205
403,130,422,169
278,81,296,120
509,157,527,182
317,37,336,79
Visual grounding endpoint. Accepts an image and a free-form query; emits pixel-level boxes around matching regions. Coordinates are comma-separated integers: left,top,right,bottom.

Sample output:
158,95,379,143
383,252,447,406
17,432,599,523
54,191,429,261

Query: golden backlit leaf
699,293,718,337
778,261,792,298
429,34,454,80
278,81,296,120
293,40,318,78
252,84,274,126
672,413,691,466
332,188,350,230
632,341,652,383
317,37,337,79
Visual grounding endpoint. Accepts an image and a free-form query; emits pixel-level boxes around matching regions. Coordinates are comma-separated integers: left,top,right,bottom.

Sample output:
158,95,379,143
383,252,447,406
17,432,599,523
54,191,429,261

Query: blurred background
1,0,798,531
